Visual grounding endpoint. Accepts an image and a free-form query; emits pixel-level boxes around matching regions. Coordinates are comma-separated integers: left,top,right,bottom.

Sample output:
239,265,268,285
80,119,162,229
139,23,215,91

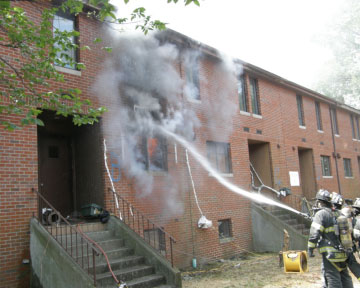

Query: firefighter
308,189,354,288
331,192,360,282
352,198,360,250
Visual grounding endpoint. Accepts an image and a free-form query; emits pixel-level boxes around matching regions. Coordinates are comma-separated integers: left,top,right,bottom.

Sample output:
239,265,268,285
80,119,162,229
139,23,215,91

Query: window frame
249,77,260,115
343,158,353,178
218,219,232,240
185,58,200,101
53,12,79,70
238,74,248,112
356,116,360,140
141,135,168,172
296,95,305,127
206,141,233,174
315,101,323,131
330,107,339,135
321,155,332,177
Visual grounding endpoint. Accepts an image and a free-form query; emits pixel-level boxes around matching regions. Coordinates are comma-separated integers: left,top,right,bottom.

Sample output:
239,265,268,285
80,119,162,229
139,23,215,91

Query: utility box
81,204,102,218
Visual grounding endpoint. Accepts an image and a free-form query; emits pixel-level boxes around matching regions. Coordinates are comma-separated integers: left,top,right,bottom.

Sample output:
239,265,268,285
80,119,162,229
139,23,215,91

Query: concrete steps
68,222,169,288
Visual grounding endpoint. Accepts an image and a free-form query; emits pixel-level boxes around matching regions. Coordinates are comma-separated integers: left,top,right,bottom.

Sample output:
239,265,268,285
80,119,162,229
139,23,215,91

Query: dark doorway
298,147,317,199
38,111,104,217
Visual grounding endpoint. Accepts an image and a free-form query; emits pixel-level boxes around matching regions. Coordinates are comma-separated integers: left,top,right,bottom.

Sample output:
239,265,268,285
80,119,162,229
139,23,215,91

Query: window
296,95,305,126
330,107,339,135
206,141,232,174
249,77,260,115
144,228,166,254
315,101,323,131
351,115,356,139
218,219,232,239
185,58,200,100
344,158,353,177
53,12,78,69
356,116,360,140
141,136,167,171
321,155,332,177
238,74,248,112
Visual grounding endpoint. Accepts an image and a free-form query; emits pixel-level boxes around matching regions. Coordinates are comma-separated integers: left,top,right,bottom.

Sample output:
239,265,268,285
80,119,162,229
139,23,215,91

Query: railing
109,188,176,267
32,188,120,287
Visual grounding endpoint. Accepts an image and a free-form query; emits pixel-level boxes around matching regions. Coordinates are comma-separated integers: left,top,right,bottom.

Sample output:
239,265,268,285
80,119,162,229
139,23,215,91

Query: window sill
299,125,306,129
353,139,358,142
322,176,333,179
335,134,340,137
317,130,324,133
252,114,262,119
345,176,354,179
186,97,201,104
148,171,168,176
219,237,233,244
209,173,233,178
240,111,251,116
55,65,82,76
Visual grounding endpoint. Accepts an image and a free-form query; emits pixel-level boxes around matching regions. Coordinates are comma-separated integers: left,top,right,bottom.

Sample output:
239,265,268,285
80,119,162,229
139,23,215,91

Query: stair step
97,265,154,286
57,230,116,244
93,255,145,274
125,274,166,288
46,222,107,236
74,246,133,262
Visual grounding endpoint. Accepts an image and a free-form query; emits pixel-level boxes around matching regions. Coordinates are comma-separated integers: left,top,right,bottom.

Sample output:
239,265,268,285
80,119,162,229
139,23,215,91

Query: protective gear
316,189,332,203
337,215,353,252
353,198,360,210
331,192,344,209
308,248,315,257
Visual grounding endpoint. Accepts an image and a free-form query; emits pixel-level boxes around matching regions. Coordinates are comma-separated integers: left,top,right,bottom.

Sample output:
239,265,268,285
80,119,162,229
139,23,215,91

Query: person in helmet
308,189,354,288
352,198,360,247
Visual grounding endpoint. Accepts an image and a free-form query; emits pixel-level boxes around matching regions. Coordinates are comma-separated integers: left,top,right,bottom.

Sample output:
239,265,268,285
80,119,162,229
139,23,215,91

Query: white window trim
353,138,358,141
209,173,233,178
148,171,168,176
252,114,262,119
299,125,306,129
345,176,354,179
335,134,340,137
317,130,324,133
219,237,234,244
322,176,333,179
55,65,81,76
186,97,201,104
240,111,251,116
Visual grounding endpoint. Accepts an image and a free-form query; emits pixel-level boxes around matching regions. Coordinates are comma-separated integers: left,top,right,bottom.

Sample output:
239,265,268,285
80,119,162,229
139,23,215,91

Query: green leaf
93,38,102,44
102,47,113,53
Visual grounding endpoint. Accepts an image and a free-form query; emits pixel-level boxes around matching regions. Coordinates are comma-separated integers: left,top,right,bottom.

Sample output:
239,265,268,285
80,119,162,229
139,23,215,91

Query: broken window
321,155,332,177
249,77,260,115
206,141,232,174
53,12,78,69
218,219,232,239
185,58,200,100
141,135,167,171
296,95,305,126
344,158,353,177
144,228,166,254
238,74,248,112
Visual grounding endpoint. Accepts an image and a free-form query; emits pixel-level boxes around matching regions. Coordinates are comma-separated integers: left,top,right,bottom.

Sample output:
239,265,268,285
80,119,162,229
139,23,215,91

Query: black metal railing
109,188,176,267
32,188,120,287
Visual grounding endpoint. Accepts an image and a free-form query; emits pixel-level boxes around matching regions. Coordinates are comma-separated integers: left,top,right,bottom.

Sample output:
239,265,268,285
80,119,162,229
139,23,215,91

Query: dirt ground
181,252,360,288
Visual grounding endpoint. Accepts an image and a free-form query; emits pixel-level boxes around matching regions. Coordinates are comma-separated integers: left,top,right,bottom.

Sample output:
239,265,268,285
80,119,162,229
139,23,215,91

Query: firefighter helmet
316,189,331,203
353,198,360,209
331,192,344,207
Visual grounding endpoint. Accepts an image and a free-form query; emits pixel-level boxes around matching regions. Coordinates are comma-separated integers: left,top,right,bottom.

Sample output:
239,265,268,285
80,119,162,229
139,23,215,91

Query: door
38,135,73,217
298,148,317,199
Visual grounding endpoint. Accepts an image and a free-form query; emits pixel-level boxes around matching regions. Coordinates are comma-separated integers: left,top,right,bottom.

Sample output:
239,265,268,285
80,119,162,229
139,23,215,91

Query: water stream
160,127,302,216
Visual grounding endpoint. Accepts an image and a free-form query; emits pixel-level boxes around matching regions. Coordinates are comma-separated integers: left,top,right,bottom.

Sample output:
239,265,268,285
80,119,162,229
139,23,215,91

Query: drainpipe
329,106,342,194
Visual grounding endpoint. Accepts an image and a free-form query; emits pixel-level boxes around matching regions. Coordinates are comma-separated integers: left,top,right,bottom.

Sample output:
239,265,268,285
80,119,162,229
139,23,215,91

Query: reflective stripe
311,222,324,232
308,242,316,248
318,246,347,261
324,226,335,233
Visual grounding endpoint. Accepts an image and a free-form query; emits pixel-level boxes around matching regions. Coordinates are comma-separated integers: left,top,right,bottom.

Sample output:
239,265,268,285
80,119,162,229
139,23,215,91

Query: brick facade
1,2,360,287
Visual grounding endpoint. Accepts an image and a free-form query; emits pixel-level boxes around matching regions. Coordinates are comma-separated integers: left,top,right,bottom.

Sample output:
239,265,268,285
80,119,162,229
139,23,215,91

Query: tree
0,0,200,130
315,0,360,109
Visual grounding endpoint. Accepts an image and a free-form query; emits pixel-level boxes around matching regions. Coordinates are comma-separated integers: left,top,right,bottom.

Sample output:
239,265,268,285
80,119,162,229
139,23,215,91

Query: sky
113,0,347,90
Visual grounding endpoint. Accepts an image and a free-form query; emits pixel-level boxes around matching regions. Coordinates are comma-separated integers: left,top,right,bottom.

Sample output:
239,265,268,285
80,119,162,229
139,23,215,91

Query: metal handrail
32,188,117,287
108,188,176,267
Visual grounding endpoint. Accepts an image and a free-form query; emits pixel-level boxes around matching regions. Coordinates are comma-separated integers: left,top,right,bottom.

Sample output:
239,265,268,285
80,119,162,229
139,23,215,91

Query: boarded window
238,74,248,112
207,141,232,174
218,219,232,239
315,101,323,131
296,95,305,126
321,155,332,177
344,158,353,177
249,77,260,115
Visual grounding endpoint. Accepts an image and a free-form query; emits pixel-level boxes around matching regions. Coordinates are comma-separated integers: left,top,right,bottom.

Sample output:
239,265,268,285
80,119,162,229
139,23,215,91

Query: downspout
329,106,342,194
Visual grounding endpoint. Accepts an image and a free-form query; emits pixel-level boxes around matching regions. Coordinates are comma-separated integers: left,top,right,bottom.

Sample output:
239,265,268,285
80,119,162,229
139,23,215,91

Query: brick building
1,2,360,287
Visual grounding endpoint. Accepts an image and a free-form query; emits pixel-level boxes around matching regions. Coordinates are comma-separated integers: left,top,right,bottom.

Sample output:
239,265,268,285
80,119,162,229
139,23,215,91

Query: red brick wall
1,2,360,287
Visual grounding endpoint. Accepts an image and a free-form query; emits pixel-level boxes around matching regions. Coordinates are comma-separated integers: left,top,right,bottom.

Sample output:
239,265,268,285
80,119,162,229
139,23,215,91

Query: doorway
298,147,317,199
37,110,104,217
